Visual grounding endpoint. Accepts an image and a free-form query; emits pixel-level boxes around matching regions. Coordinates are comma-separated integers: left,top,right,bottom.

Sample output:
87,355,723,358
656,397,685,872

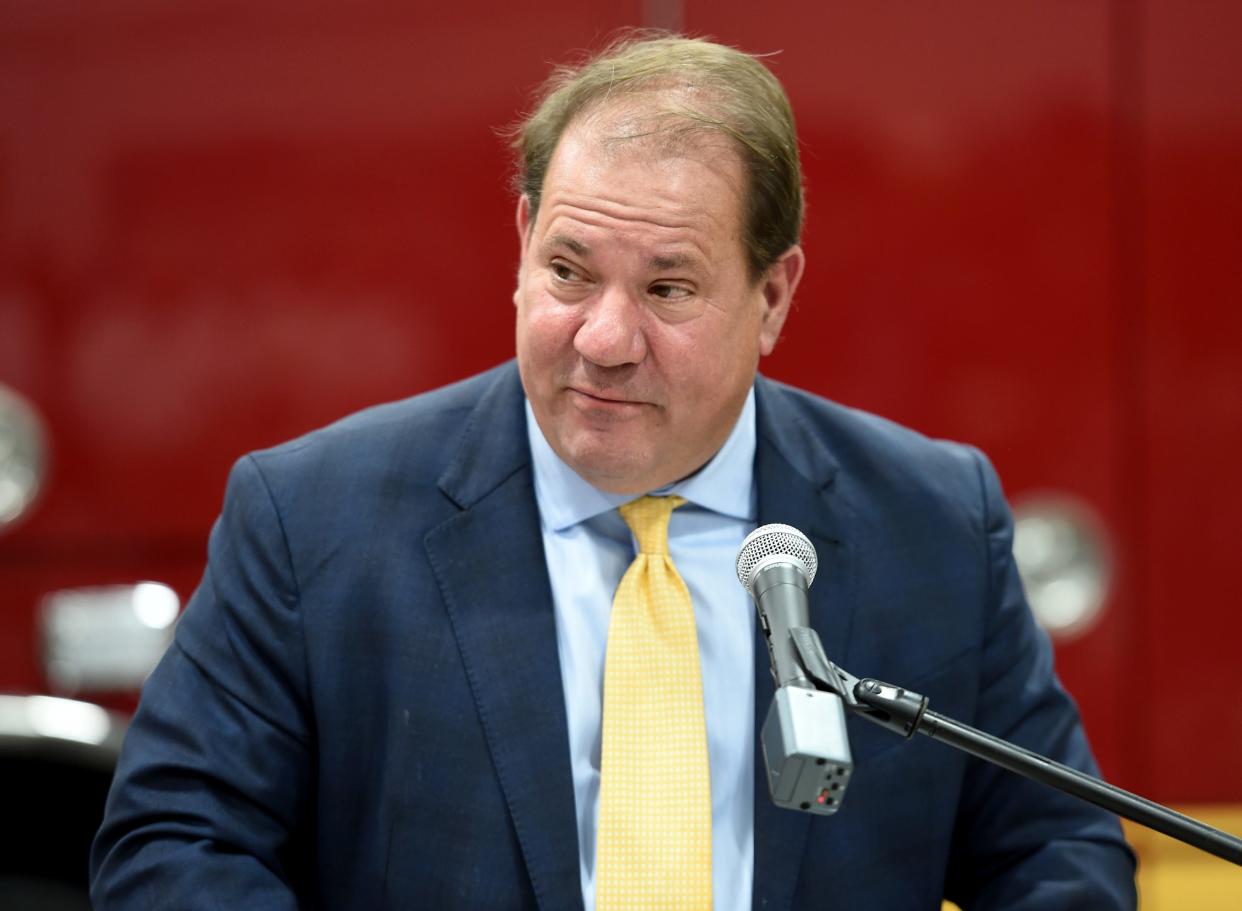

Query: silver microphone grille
735,523,819,594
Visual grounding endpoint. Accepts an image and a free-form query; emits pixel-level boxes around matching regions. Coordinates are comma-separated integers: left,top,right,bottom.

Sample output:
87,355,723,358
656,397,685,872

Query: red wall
2,1,1239,802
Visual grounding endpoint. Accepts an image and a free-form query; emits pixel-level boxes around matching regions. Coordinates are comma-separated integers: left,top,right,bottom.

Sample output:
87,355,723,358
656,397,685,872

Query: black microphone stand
786,627,1242,866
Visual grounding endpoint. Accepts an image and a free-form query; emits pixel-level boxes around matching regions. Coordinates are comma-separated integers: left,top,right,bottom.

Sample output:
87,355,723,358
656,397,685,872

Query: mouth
567,387,651,412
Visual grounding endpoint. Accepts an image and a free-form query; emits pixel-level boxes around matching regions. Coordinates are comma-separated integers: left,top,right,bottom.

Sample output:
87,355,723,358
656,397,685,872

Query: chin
567,452,649,492
560,436,655,493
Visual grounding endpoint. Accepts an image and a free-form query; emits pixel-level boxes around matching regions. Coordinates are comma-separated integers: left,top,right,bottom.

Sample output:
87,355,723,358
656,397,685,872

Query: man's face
514,109,804,494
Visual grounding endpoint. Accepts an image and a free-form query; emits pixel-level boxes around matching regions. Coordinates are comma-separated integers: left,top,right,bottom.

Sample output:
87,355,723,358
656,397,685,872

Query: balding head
511,32,803,282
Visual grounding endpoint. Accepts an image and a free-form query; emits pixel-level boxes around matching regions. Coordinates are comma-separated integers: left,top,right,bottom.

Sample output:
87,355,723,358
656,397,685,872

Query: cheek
661,321,758,391
517,298,579,370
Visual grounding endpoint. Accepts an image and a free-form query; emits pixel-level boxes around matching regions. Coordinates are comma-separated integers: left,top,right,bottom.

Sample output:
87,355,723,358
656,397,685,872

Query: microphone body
750,560,815,690
738,525,854,816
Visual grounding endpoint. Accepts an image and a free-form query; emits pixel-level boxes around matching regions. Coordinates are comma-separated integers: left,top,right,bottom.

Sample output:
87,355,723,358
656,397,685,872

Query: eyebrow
650,252,696,271
547,234,588,257
545,234,700,273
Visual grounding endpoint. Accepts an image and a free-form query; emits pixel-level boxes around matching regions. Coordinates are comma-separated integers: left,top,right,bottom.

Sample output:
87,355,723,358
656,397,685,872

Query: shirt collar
526,386,758,532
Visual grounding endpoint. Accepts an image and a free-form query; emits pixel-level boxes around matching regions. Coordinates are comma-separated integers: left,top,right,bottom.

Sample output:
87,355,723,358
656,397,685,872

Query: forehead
535,107,748,256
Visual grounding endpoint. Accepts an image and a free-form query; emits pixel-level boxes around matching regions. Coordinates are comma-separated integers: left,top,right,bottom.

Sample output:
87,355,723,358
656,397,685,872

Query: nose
572,285,648,368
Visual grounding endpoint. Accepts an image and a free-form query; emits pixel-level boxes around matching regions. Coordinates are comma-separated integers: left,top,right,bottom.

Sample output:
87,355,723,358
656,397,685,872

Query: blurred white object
41,583,180,693
1012,494,1113,640
0,694,127,767
2,694,111,746
0,382,47,531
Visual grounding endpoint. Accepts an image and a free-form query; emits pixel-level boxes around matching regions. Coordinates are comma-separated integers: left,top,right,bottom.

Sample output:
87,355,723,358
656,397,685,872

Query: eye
649,282,692,301
549,261,583,283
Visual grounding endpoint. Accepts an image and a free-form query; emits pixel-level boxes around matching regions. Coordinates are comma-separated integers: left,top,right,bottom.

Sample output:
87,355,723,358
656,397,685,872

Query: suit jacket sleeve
90,454,310,909
943,449,1136,909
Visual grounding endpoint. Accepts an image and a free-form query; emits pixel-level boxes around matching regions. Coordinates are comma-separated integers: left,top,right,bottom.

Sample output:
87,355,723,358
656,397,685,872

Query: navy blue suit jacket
91,362,1135,909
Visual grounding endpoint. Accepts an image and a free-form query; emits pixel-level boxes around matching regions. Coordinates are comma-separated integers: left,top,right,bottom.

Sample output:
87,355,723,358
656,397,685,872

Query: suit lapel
424,365,584,911
751,376,858,911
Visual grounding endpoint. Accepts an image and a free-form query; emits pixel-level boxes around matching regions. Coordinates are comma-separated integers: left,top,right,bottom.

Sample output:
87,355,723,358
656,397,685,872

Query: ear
514,195,533,307
516,194,533,251
757,244,805,356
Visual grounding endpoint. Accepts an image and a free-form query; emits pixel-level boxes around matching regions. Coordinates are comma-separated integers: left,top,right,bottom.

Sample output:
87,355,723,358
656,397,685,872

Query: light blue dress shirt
525,389,758,911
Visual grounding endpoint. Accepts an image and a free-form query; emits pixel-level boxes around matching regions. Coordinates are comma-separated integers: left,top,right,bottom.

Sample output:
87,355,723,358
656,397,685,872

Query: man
91,34,1136,909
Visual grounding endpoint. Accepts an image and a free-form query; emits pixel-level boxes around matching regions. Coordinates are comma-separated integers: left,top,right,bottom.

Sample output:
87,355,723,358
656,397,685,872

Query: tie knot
618,495,686,555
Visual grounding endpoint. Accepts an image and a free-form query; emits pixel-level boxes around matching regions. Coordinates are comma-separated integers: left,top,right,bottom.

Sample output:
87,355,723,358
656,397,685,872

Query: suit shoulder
759,378,990,508
240,363,517,492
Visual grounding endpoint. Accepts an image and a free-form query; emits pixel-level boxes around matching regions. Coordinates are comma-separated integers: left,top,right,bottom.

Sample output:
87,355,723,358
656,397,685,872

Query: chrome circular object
1011,494,1113,640
0,383,47,532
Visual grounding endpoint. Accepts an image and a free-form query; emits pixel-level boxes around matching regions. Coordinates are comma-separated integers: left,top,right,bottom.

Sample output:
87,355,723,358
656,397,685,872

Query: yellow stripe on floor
1124,804,1242,909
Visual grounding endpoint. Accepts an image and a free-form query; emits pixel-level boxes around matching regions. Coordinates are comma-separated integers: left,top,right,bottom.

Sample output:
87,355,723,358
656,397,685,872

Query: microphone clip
788,627,930,740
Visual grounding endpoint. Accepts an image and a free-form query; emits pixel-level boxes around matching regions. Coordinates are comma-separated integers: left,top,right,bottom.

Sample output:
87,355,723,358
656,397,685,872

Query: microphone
737,524,853,815
736,524,819,690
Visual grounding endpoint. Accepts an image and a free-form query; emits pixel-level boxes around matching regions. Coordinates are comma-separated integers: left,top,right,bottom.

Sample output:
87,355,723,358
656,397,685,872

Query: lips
572,387,640,404
567,386,652,412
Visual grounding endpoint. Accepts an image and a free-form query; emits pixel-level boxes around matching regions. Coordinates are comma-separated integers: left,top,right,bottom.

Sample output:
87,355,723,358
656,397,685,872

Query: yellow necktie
596,495,713,911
